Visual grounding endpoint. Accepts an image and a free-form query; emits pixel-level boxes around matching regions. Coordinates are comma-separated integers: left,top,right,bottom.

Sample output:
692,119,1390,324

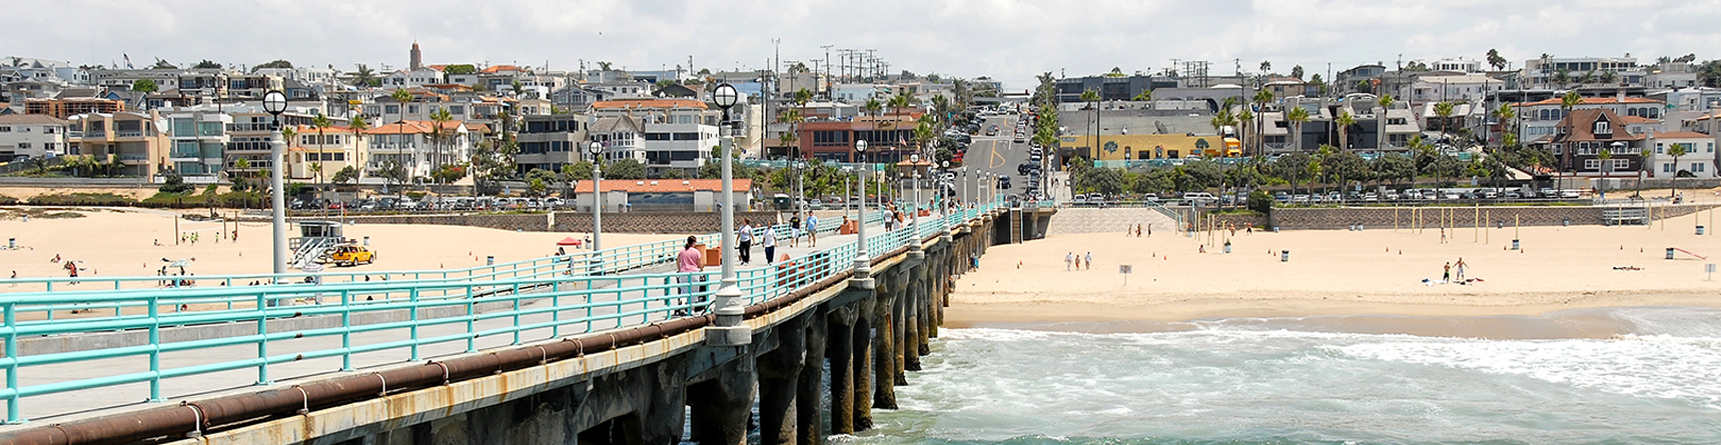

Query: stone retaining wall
315,211,780,234
1261,204,1721,230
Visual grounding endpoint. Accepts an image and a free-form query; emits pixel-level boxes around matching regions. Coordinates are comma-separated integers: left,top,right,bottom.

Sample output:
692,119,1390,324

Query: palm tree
310,114,332,185
1237,109,1255,158
887,91,913,153
390,88,414,173
1080,89,1101,156
1432,101,1455,141
428,108,454,179
1376,94,1395,151
1669,143,1688,196
1252,89,1275,156
280,126,297,179
1286,106,1311,152
349,114,369,181
1494,103,1516,149
1335,111,1356,150
1559,91,1584,172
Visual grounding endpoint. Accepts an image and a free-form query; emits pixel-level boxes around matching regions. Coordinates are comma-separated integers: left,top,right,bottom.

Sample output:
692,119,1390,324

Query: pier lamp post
708,82,751,346
910,154,922,232
263,90,288,279
854,139,870,271
589,141,603,253
941,160,950,226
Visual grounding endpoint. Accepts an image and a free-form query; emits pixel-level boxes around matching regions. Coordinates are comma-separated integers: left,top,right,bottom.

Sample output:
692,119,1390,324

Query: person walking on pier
676,236,704,316
738,219,754,265
789,213,802,248
805,213,819,247
762,224,779,265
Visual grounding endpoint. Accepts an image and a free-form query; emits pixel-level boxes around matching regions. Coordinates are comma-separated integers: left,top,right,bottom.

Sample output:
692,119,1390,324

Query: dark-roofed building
1537,109,1646,176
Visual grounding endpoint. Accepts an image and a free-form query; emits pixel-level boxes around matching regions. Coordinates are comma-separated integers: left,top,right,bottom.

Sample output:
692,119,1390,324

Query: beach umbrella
556,237,583,246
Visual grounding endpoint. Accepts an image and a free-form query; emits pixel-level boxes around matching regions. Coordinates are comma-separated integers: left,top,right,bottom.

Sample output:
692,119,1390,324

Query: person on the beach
1085,252,1093,270
1454,258,1468,280
1074,254,1082,270
762,224,778,265
1443,262,1452,282
1440,228,1447,244
676,236,704,315
1066,252,1074,271
737,219,754,265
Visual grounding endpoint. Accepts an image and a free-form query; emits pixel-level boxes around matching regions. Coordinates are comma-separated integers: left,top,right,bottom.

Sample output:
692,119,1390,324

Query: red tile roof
480,65,525,74
362,120,468,135
1653,131,1712,139
592,99,709,110
1513,97,1664,107
571,178,753,194
1617,115,1659,125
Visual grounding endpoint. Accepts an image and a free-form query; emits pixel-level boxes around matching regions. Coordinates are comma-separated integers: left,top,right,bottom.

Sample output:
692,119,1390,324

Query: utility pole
822,44,834,99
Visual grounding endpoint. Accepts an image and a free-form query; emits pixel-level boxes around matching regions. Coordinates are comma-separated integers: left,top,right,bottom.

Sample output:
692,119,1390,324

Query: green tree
1669,143,1689,193
332,165,359,184
1376,94,1396,150
1432,101,1455,138
1334,111,1356,150
253,59,293,71
427,107,454,175
1486,49,1507,71
131,79,158,94
348,114,369,180
310,114,333,184
1252,89,1275,156
605,159,647,179
352,64,377,87
192,60,222,69
1494,103,1518,149
1285,106,1311,152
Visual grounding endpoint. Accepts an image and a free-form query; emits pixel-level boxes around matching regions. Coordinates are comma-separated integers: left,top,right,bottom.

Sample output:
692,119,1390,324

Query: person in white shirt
762,224,778,265
738,219,754,265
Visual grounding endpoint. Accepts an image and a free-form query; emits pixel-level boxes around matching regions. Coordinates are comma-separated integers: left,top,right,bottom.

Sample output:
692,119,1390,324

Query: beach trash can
1223,242,1232,254
1497,221,1504,229
487,255,495,265
1563,218,1571,226
1273,227,1281,233
1512,239,1520,250
6,238,13,249
363,236,370,246
1698,226,1706,235
1667,248,1676,260
1280,250,1290,262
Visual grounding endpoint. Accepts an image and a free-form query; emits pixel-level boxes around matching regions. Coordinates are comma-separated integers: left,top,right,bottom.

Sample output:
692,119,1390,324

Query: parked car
1182,192,1217,204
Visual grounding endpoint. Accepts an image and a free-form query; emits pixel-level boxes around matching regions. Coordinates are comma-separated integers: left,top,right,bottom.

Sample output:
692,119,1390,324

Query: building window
1613,159,1630,170
1694,163,1707,173
1657,143,1665,154
1594,121,1610,134
1664,163,1676,173
1584,159,1601,170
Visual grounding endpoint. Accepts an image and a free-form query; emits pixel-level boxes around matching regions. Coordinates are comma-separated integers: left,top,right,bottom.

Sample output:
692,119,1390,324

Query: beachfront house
1538,109,1645,177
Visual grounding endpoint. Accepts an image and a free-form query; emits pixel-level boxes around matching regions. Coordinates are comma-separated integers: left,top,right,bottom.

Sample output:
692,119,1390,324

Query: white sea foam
873,308,1721,444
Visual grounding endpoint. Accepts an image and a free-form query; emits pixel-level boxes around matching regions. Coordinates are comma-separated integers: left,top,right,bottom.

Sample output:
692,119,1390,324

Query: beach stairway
290,237,337,269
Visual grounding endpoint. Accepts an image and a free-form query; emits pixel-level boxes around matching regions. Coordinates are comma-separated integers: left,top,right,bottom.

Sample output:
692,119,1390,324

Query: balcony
116,130,144,138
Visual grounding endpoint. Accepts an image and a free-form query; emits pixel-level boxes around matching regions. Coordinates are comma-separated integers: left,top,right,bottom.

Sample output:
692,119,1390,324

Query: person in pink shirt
676,236,704,316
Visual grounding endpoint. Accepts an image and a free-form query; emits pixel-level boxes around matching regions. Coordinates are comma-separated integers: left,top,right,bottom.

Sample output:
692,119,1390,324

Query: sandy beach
951,208,1721,327
0,207,684,280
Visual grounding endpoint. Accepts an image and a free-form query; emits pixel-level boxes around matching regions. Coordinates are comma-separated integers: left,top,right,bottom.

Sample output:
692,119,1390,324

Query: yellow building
1060,134,1240,161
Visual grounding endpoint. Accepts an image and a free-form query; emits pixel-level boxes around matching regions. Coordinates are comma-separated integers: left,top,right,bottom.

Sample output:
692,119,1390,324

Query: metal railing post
148,296,162,402
409,288,421,361
6,302,22,424
340,290,353,371
465,285,476,353
255,291,270,385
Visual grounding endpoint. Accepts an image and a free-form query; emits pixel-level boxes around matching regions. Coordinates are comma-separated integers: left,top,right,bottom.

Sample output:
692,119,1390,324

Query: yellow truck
326,244,375,267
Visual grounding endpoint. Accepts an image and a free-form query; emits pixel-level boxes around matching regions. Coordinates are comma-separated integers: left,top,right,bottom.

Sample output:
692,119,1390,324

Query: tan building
65,111,168,177
288,125,361,181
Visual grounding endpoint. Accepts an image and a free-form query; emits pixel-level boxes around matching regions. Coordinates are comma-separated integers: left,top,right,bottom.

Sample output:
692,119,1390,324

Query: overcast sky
8,0,1721,90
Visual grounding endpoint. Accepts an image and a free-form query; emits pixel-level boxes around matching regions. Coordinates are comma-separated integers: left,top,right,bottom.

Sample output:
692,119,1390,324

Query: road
953,113,1040,204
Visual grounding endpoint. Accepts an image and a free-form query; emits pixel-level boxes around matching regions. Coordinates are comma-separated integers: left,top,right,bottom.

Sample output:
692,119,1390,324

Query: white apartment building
362,119,473,178
0,114,67,161
162,107,231,176
591,99,720,174
1521,57,1645,89
1647,131,1717,178
1401,74,1506,106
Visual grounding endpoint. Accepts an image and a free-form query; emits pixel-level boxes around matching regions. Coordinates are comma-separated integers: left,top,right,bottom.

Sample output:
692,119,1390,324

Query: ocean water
842,307,1721,445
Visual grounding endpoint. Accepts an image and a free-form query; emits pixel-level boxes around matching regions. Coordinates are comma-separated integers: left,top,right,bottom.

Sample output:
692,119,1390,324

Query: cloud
4,0,1719,88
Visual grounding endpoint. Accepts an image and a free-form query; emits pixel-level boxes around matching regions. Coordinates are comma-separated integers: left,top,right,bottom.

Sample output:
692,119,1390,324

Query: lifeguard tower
289,221,346,269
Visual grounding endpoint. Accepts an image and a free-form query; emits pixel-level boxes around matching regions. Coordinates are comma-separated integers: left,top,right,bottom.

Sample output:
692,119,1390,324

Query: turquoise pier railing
0,201,1004,423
